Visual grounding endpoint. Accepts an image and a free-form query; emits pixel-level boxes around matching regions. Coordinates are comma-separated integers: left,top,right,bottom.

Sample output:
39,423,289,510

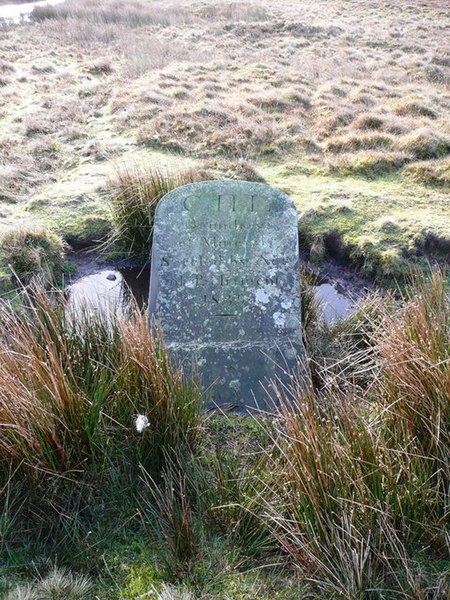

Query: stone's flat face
149,180,307,409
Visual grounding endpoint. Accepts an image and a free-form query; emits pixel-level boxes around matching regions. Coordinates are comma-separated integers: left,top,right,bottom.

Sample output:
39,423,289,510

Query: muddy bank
300,252,376,300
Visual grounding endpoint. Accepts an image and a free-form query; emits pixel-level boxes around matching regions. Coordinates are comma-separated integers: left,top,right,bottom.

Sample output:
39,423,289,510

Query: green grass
1,271,449,598
0,225,65,287
2,153,447,284
3,150,447,283
1,0,449,284
260,158,450,281
2,149,196,242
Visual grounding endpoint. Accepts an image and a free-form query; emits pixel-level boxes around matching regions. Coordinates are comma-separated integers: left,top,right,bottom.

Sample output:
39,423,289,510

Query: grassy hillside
0,0,449,281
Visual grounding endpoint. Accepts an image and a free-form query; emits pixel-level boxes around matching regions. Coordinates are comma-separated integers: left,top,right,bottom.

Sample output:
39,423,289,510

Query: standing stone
149,180,307,410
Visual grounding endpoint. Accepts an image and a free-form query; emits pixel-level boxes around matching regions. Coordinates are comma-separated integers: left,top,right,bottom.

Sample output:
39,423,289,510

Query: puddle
0,0,64,23
67,266,354,325
67,267,150,317
315,283,354,323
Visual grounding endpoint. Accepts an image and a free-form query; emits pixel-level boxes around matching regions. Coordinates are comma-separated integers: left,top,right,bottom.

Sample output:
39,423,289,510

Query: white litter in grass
135,414,150,433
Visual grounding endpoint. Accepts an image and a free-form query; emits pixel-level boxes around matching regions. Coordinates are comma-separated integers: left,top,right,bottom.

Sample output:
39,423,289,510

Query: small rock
106,273,117,281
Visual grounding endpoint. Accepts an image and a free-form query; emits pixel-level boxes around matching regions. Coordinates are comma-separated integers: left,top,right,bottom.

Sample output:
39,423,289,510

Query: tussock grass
108,164,208,259
262,270,450,597
1,272,449,596
139,424,274,579
0,226,65,286
405,157,450,187
2,0,449,280
31,0,267,28
394,99,439,119
0,289,203,477
156,584,194,600
0,286,204,593
133,270,450,596
31,0,195,28
353,112,386,131
327,150,411,178
378,270,450,463
399,128,450,161
140,460,203,580
6,568,92,600
325,132,395,153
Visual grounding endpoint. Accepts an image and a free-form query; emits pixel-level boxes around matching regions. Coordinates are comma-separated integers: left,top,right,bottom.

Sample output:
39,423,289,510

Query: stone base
167,338,308,411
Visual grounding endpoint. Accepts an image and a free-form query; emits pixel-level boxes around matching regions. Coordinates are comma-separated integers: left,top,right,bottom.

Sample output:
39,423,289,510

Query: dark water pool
67,266,354,324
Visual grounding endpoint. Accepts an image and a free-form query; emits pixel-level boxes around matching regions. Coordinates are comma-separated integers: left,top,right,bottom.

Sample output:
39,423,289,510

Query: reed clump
0,289,203,478
1,272,449,597
108,165,207,259
263,270,449,597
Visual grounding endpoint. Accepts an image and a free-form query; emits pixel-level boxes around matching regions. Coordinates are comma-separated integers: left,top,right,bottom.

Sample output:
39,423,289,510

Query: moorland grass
0,226,65,286
105,160,448,285
264,271,449,597
0,271,448,598
0,0,449,281
107,164,208,259
0,289,203,477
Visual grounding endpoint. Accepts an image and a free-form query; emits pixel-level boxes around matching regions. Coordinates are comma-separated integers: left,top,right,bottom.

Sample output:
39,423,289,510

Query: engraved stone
149,180,308,410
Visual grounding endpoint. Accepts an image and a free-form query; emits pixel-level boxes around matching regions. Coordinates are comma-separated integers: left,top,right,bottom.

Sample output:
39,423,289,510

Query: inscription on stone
149,180,307,409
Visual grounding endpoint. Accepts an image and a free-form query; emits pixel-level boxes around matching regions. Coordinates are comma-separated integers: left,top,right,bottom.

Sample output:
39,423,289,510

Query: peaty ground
0,0,449,280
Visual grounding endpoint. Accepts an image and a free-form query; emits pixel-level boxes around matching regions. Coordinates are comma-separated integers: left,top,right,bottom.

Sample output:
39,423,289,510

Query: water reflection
67,267,149,318
67,266,353,324
315,283,353,323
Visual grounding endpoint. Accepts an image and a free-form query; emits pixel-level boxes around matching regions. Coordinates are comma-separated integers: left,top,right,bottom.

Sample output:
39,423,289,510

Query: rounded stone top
155,179,298,220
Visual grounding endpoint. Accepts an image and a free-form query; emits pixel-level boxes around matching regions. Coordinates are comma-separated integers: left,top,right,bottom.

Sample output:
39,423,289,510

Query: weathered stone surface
149,180,307,410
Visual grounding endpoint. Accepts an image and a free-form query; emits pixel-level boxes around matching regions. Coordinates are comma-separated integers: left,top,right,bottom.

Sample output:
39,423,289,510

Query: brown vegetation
1,270,449,597
1,0,449,202
0,0,448,276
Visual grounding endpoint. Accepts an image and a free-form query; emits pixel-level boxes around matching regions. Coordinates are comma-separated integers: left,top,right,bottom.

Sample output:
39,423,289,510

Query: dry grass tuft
0,226,65,286
353,113,386,130
263,270,449,597
326,150,411,178
6,568,92,600
394,99,439,119
377,270,450,462
405,156,450,187
377,215,399,231
0,289,203,476
107,164,209,258
325,132,395,153
399,128,450,160
156,584,194,600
